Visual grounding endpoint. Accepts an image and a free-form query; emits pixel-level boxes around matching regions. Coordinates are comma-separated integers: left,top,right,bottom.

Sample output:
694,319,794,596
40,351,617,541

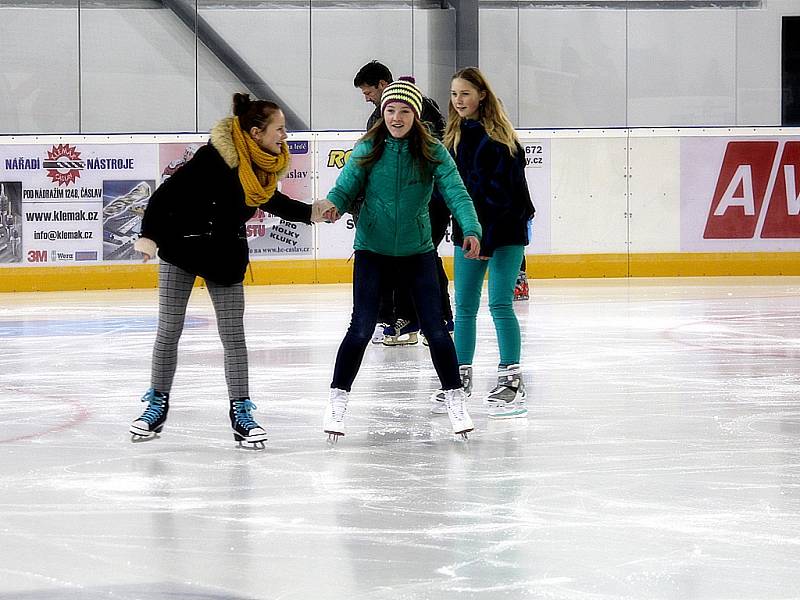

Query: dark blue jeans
331,250,461,392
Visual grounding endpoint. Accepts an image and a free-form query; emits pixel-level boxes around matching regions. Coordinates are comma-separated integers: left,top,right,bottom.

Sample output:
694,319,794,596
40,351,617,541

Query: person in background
353,60,453,346
318,78,482,440
434,67,535,419
130,93,329,448
515,255,530,301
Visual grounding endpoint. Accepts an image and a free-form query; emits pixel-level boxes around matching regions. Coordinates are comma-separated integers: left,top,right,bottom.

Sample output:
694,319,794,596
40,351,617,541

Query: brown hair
232,93,282,132
357,114,440,174
444,67,519,157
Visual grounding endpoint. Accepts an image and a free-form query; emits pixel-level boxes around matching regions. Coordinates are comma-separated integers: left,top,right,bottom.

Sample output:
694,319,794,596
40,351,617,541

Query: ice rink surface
1,276,799,599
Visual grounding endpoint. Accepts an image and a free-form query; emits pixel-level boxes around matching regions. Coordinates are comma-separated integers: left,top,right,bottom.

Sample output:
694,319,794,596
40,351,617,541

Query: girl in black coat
130,93,324,447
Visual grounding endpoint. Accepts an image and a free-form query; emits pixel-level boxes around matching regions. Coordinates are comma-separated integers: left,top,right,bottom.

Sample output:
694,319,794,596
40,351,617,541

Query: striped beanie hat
380,76,423,119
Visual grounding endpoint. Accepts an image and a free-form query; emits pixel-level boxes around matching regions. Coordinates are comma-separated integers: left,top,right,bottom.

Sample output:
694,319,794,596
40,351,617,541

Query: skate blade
237,440,266,450
382,332,418,346
130,431,159,443
453,427,474,440
488,410,528,420
325,431,344,444
234,431,268,447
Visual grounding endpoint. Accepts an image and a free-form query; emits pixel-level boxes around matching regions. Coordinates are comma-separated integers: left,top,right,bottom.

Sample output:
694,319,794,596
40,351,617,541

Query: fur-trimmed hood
209,117,291,183
210,117,239,168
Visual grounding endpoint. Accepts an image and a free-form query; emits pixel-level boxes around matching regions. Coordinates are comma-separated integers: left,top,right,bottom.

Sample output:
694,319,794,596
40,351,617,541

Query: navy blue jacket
450,119,535,257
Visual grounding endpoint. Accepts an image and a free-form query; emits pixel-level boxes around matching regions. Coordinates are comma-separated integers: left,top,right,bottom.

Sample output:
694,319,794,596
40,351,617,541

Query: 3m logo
27,250,47,263
704,141,800,239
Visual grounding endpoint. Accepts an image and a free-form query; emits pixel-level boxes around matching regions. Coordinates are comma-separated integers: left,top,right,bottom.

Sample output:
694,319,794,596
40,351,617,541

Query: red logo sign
704,141,800,239
43,144,84,186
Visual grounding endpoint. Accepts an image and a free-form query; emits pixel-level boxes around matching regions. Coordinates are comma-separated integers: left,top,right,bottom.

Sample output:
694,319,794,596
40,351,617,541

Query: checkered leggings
151,261,248,399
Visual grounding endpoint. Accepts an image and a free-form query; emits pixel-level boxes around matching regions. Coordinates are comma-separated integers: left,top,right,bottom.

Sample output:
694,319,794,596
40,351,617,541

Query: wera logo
704,141,800,239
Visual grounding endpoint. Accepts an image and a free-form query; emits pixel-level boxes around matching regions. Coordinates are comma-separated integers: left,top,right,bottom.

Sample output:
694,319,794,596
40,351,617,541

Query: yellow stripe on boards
3,253,800,292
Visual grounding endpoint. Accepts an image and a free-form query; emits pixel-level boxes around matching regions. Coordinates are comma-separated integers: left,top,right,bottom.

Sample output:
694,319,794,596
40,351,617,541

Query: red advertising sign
682,137,800,251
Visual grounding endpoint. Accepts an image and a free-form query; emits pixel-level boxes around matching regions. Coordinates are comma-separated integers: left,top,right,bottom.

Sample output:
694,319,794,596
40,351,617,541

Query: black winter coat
450,119,535,257
140,141,311,285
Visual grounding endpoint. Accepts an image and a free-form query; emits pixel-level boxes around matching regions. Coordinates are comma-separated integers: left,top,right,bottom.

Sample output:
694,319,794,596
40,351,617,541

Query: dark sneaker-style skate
444,388,474,438
486,364,528,419
514,271,529,301
371,322,389,344
382,318,419,346
323,388,349,442
431,365,472,414
230,398,267,448
130,388,169,441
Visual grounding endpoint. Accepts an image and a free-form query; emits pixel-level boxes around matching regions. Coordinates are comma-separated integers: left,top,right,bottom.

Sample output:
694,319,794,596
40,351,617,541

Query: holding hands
311,199,340,223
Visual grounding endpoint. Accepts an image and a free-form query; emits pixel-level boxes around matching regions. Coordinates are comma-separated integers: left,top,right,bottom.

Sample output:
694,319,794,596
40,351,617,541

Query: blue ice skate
130,388,169,441
230,398,267,449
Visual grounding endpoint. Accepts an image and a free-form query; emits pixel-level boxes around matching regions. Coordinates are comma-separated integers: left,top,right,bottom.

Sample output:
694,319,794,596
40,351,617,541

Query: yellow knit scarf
231,116,290,207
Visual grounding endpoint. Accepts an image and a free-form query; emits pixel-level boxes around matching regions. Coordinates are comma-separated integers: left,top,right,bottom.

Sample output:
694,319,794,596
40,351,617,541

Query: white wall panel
196,44,252,134
0,4,795,135
1,9,79,134
627,10,736,127
549,134,628,254
515,9,627,129
627,134,681,252
310,9,414,131
203,8,312,130
80,9,197,133
736,2,784,126
478,9,521,124
411,8,457,117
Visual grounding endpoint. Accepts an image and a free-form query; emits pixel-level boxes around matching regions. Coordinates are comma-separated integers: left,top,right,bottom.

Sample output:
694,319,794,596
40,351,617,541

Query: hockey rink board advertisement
315,136,359,259
518,135,551,254
314,134,550,258
681,136,800,252
246,139,314,259
1,142,157,266
0,137,316,267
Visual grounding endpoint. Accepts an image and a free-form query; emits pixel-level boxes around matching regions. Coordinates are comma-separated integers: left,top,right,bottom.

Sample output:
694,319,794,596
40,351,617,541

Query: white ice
1,277,799,599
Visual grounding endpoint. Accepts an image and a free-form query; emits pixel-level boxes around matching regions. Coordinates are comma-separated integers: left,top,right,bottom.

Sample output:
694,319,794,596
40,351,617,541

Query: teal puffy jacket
327,136,482,257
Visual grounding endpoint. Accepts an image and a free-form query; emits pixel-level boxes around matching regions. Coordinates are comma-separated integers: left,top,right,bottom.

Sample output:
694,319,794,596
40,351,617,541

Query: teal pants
453,245,525,367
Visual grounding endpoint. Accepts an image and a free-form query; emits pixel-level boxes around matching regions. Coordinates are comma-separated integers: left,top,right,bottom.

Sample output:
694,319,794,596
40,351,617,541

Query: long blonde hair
444,67,520,156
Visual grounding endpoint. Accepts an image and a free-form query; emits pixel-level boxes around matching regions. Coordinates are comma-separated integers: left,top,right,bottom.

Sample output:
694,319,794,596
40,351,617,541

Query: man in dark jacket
355,61,445,137
353,60,453,346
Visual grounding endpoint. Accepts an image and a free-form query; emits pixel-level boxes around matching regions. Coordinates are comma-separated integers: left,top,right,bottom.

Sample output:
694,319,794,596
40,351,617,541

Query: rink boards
2,127,800,291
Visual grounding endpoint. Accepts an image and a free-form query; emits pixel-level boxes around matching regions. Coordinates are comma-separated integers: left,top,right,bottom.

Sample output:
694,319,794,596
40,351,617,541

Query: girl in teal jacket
319,78,482,440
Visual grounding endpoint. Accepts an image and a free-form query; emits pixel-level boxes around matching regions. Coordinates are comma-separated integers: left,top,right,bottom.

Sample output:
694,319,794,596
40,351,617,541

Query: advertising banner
1,142,157,266
518,136,551,254
0,136,318,267
316,137,359,260
246,138,314,259
681,137,800,251
313,134,551,259
0,182,22,263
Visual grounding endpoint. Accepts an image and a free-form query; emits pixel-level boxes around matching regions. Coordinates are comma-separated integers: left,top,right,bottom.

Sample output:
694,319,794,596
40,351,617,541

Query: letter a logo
703,141,778,239
761,141,800,238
